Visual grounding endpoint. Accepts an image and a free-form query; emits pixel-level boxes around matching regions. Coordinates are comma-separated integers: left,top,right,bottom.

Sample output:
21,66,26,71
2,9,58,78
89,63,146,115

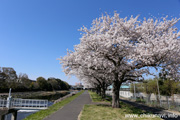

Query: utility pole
156,79,162,107
133,82,136,100
6,88,12,109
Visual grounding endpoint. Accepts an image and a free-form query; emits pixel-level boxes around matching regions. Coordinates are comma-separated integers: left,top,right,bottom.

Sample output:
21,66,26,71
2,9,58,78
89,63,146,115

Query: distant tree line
130,69,180,103
131,79,180,97
0,67,70,92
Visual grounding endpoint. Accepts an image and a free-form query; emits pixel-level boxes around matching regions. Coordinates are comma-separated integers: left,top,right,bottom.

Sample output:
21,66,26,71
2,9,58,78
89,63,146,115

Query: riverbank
0,90,70,100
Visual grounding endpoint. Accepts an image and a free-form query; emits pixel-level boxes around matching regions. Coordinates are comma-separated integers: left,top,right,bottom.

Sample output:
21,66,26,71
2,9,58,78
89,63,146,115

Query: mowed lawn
79,91,162,120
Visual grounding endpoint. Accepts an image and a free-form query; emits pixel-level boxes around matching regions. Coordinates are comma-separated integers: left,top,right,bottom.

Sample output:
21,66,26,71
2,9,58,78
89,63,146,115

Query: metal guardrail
0,98,48,109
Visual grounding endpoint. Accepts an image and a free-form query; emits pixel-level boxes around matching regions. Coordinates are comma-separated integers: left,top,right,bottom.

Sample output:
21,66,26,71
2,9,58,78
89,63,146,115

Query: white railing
12,98,48,109
0,98,48,109
0,99,7,107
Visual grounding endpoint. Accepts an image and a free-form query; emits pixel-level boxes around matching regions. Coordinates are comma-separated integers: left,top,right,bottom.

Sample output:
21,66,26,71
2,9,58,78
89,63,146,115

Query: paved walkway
44,90,91,120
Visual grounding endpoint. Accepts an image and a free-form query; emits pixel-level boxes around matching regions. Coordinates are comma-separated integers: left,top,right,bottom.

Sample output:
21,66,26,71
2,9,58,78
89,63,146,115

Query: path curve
44,90,91,120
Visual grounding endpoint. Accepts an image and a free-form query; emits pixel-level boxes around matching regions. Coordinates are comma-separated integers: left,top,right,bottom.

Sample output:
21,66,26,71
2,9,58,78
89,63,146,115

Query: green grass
24,90,84,120
136,98,146,103
88,90,109,103
80,104,162,120
79,91,162,120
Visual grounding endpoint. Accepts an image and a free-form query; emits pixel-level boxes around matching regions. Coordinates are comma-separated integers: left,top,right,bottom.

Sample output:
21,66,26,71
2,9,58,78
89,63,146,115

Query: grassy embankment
24,90,84,120
79,90,162,120
0,90,69,99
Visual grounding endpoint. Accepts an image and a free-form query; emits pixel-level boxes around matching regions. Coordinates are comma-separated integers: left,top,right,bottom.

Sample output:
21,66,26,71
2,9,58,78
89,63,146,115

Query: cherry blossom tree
60,49,112,99
60,12,180,108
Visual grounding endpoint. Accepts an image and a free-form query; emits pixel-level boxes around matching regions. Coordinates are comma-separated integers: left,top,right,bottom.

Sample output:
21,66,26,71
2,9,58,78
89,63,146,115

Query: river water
4,91,70,120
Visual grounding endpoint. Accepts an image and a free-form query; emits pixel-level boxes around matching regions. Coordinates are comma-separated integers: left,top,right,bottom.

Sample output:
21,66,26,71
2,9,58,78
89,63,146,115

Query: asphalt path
44,90,91,120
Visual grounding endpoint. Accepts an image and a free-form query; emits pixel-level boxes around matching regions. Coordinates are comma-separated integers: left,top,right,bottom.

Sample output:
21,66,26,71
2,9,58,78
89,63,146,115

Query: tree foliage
60,12,180,108
131,78,180,96
0,67,70,92
36,77,48,90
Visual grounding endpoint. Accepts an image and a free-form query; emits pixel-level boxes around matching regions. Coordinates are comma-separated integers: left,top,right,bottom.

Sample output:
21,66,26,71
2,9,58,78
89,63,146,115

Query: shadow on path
120,98,180,120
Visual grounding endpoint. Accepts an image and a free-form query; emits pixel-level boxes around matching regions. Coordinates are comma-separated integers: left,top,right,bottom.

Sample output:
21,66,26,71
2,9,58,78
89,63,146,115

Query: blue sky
0,0,180,85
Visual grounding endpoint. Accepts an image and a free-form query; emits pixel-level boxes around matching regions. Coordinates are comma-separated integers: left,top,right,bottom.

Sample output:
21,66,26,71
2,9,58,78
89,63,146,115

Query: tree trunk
99,90,102,96
96,85,101,96
98,86,101,96
101,82,106,99
101,87,106,99
96,89,98,94
112,80,121,108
